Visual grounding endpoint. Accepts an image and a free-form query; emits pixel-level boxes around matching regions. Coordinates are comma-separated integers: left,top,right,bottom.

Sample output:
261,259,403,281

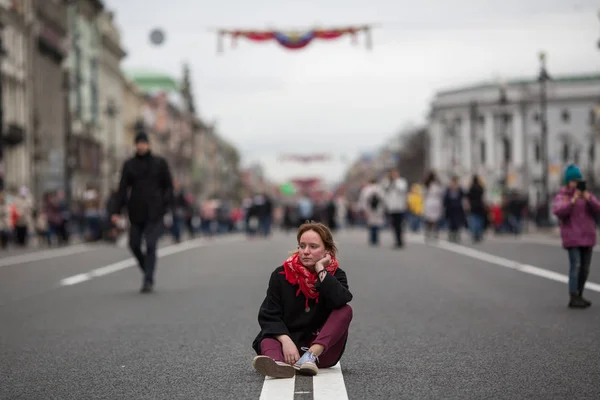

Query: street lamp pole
105,100,117,192
469,101,478,174
0,23,6,191
63,70,73,208
499,84,509,189
538,51,551,225
597,9,600,50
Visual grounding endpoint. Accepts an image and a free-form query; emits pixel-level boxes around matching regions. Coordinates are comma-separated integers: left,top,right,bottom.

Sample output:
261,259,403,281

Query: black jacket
111,152,174,224
252,265,353,354
467,183,486,217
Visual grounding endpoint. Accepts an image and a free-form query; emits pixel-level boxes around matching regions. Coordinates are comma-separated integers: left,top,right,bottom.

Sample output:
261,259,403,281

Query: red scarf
281,253,339,309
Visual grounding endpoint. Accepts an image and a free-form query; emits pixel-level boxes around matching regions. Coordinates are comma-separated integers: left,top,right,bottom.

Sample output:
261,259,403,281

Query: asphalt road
1,229,599,399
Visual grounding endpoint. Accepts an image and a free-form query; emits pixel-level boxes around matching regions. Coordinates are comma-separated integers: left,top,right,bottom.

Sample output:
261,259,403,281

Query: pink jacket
552,187,600,248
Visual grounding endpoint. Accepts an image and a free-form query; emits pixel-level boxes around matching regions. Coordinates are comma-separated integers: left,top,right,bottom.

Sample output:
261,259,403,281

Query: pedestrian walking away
252,221,353,378
110,131,174,293
359,178,386,246
383,169,408,248
552,164,600,309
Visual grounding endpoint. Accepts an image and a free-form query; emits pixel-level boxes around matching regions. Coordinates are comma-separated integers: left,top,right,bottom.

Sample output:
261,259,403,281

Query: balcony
36,0,67,31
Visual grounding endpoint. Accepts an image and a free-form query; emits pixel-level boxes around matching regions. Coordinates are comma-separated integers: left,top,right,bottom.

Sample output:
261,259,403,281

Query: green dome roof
124,68,180,92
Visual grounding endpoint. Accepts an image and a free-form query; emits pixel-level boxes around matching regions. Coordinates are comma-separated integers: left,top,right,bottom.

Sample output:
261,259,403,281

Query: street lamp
590,105,600,191
0,24,6,191
498,83,510,190
538,51,551,225
105,100,117,188
63,70,74,207
469,101,478,173
597,9,600,50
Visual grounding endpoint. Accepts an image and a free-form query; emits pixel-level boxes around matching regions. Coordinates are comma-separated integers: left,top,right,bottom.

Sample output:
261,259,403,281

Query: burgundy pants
260,305,353,368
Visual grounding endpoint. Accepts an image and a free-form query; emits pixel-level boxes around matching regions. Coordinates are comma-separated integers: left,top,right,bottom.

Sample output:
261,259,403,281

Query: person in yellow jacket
407,184,423,232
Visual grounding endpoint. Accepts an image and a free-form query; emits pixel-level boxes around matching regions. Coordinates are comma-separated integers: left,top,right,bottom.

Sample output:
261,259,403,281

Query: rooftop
437,72,600,97
125,69,180,93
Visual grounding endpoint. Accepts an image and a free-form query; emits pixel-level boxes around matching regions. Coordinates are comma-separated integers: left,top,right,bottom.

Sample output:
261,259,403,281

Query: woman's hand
315,253,332,272
280,338,300,365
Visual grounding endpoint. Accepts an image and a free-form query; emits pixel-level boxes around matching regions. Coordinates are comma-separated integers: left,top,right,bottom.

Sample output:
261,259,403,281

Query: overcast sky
103,0,600,184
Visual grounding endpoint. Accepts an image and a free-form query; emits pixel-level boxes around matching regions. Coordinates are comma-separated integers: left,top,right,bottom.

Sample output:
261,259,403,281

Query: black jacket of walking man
110,132,174,293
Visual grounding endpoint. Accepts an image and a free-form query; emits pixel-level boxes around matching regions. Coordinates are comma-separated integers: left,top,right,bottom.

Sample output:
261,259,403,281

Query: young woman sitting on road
252,221,353,378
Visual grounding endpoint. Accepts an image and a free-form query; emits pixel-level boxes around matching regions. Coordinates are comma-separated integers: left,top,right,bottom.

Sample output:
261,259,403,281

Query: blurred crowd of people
354,169,533,246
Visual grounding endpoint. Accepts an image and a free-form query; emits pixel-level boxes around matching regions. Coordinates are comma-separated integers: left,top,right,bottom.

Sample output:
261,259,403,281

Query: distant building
65,0,104,198
0,0,32,191
427,73,600,205
31,0,68,201
97,9,126,195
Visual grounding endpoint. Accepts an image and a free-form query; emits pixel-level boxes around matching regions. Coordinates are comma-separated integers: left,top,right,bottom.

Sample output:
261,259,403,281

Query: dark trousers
129,220,163,285
14,226,28,246
260,305,353,368
567,247,593,294
369,226,380,245
389,212,405,247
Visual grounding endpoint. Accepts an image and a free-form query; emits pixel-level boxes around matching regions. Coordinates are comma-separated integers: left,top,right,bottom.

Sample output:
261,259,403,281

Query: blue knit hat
564,164,582,184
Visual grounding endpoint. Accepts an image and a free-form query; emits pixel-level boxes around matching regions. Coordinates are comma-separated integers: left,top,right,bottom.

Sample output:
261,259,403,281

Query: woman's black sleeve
315,268,353,309
257,271,290,337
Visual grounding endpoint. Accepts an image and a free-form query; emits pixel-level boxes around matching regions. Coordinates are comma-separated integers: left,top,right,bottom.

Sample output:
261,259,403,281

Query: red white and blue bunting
215,25,374,53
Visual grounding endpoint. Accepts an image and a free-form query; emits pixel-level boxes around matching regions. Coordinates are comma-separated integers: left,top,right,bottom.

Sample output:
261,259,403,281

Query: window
589,144,595,163
574,148,580,165
561,109,570,123
534,139,541,162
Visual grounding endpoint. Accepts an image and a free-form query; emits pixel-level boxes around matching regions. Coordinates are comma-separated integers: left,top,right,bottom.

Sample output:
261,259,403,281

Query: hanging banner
216,25,374,53
278,153,332,163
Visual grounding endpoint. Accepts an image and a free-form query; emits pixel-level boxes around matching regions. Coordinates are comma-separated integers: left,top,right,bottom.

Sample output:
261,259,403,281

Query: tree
396,126,428,185
181,63,196,115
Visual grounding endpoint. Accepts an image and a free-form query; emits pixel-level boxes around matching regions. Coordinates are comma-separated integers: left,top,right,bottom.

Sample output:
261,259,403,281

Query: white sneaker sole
252,356,295,378
295,362,318,376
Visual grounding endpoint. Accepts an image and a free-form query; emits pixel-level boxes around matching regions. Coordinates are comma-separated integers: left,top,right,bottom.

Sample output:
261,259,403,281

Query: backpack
369,193,381,210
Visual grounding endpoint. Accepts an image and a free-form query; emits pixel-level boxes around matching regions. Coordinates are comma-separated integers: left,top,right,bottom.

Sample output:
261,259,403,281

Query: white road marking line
0,244,93,268
59,236,244,286
259,376,295,400
489,235,600,252
432,240,600,293
313,362,348,400
258,362,349,399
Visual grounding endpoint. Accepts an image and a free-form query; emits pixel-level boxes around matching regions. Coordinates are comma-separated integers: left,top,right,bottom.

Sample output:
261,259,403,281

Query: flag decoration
216,25,374,53
278,153,332,163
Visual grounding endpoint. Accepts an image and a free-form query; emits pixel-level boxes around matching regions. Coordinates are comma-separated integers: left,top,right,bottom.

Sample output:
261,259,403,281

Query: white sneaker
252,356,296,378
294,348,319,376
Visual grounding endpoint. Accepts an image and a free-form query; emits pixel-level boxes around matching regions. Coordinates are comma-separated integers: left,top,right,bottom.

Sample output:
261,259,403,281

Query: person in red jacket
252,221,353,378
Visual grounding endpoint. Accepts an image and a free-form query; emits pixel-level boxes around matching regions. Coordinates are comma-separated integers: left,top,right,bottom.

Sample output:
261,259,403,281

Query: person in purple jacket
552,164,600,308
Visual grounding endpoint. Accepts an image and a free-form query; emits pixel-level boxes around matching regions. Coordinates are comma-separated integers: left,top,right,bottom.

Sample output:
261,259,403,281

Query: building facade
0,0,31,192
65,0,103,198
428,74,600,204
31,0,68,201
121,76,145,155
97,9,125,196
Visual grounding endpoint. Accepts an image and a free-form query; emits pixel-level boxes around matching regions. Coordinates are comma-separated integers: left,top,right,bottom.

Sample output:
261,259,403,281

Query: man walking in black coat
110,132,174,293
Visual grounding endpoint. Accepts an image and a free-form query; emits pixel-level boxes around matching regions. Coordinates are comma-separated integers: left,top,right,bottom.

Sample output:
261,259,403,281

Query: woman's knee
260,337,281,353
333,304,353,321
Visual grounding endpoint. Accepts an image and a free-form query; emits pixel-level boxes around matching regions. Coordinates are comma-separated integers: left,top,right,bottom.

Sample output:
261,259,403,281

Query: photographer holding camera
552,164,600,308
